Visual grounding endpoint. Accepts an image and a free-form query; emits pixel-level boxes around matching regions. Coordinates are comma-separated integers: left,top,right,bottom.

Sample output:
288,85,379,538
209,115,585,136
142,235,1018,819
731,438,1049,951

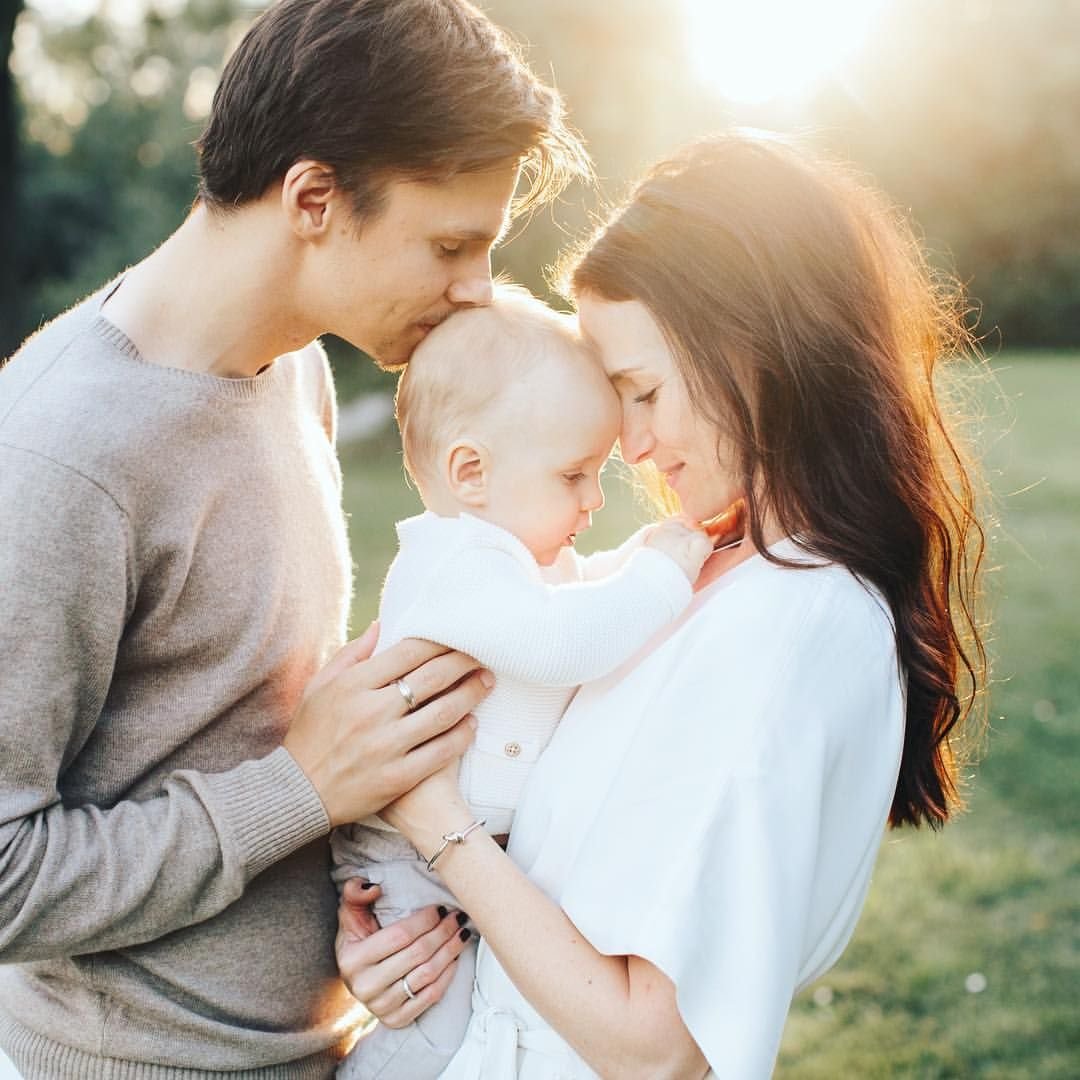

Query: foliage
7,0,1080,365
6,0,245,349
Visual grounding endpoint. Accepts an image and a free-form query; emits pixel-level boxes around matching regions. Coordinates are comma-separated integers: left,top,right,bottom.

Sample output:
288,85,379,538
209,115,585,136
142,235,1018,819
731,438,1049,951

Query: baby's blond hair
396,284,596,493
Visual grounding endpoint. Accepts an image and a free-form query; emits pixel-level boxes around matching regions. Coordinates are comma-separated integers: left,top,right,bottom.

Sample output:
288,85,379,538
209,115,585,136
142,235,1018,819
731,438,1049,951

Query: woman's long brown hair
567,132,988,828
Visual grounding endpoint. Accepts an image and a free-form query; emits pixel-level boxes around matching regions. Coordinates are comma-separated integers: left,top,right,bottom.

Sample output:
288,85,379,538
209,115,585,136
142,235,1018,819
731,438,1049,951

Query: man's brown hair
197,0,589,218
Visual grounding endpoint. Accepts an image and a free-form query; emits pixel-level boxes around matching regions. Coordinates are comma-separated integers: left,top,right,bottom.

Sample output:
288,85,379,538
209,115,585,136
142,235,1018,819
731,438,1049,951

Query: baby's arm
398,524,710,686
573,517,712,583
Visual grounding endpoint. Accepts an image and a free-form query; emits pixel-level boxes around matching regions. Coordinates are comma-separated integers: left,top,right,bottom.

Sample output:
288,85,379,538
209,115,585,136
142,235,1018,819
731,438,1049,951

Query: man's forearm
0,748,327,962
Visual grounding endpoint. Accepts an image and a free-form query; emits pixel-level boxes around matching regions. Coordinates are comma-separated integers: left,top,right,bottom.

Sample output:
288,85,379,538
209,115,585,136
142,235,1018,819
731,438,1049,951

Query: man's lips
416,311,455,335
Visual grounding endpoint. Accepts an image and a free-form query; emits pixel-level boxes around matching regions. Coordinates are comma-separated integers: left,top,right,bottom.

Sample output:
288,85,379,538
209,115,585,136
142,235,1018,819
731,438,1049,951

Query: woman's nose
619,418,654,465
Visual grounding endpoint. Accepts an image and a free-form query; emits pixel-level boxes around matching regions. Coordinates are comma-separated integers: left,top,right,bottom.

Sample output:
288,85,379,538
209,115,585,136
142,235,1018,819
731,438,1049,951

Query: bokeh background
2,1,1077,1076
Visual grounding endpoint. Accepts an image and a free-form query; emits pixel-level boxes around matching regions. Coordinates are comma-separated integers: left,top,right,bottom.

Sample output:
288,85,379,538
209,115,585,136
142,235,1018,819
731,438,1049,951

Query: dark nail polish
437,905,448,919
456,912,469,927
459,928,472,942
360,880,374,889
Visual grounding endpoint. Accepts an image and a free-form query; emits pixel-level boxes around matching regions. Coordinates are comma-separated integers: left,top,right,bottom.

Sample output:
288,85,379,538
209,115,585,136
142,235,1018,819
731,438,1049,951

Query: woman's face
577,293,743,522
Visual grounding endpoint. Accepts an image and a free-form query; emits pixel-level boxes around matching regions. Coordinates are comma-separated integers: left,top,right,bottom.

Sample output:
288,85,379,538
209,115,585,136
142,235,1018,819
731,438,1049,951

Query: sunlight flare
682,0,888,104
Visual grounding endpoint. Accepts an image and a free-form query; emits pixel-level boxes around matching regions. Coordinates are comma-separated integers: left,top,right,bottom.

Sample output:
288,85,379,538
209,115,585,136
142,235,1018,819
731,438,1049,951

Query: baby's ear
446,441,488,507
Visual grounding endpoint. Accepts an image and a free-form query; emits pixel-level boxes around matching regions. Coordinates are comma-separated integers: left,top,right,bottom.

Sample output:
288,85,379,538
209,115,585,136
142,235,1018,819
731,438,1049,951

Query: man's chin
367,339,415,371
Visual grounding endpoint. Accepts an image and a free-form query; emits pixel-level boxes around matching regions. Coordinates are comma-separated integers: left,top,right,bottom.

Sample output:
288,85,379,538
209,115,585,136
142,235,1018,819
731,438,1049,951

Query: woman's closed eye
633,386,659,405
563,472,586,484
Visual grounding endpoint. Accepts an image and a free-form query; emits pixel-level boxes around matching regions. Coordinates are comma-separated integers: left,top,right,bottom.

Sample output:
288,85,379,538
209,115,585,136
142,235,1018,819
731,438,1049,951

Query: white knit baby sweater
368,512,693,833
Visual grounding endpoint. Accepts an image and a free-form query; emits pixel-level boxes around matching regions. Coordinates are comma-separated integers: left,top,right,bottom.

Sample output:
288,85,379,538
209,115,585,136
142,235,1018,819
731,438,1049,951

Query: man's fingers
396,670,488,751
396,719,476,791
349,637,455,691
381,649,488,717
319,623,381,684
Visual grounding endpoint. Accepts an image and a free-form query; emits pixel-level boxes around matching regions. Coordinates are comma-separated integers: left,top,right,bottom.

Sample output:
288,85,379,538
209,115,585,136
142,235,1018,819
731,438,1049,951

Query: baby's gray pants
331,824,477,1080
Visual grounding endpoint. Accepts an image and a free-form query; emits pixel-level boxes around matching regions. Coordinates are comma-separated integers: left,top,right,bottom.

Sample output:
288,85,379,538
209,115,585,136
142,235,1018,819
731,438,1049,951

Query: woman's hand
336,878,473,1028
379,759,476,862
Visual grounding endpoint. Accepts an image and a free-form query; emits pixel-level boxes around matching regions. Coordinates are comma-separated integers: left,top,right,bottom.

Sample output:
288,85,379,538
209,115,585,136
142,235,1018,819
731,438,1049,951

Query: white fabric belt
460,978,574,1079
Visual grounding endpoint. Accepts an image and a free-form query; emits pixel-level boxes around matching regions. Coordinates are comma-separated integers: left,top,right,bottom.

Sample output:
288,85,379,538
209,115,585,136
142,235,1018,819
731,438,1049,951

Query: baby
330,285,712,1080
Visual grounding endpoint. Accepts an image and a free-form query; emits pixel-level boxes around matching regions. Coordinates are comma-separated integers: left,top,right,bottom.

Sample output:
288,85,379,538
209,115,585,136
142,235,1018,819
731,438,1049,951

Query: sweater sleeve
573,524,652,581
393,541,693,686
0,447,329,962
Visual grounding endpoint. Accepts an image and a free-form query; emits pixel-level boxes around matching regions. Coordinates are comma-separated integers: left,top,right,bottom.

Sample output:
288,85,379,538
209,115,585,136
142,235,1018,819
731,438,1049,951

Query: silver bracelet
426,819,487,872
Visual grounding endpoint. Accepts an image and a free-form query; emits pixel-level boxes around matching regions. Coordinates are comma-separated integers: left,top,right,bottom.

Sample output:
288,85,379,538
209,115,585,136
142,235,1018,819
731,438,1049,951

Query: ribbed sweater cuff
200,747,330,882
629,547,695,613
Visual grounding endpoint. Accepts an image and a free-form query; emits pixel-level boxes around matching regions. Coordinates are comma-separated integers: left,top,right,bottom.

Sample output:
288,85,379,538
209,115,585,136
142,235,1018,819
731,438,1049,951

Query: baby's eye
438,242,463,257
633,387,658,406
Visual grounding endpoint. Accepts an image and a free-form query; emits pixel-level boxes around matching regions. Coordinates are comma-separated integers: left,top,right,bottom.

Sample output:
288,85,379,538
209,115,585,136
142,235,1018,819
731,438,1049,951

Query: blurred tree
7,0,1080,365
1,0,23,354
809,0,1080,346
485,0,726,303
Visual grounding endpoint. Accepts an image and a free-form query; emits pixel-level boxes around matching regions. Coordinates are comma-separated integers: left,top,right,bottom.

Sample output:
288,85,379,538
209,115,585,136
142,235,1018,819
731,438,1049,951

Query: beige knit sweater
0,287,358,1077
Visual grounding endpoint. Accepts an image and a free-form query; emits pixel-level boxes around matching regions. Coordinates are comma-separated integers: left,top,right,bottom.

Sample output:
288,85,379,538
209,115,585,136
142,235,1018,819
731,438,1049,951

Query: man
0,0,587,1074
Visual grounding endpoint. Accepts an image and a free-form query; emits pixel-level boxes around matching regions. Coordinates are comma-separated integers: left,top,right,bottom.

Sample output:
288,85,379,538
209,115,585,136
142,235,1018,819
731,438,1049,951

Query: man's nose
446,256,494,307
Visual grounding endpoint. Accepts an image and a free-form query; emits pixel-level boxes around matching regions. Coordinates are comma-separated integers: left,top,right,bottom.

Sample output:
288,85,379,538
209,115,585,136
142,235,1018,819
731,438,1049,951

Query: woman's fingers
376,957,461,1029
364,918,472,1022
337,878,383,944
338,903,467,1008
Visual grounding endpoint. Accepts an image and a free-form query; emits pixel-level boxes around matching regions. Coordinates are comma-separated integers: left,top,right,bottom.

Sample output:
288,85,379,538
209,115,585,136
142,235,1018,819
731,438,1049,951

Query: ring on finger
401,972,418,1001
395,677,416,712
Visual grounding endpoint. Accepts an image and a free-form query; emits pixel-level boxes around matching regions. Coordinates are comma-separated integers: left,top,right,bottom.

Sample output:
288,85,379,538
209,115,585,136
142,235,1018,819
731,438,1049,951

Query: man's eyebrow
448,220,512,245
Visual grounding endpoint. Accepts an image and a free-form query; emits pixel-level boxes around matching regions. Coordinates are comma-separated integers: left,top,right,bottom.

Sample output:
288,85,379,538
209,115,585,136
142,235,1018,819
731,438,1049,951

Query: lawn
338,353,1079,1077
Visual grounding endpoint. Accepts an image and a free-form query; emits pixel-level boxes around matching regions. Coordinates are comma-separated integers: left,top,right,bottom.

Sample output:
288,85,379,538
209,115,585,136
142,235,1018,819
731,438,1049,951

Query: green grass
339,354,1079,1077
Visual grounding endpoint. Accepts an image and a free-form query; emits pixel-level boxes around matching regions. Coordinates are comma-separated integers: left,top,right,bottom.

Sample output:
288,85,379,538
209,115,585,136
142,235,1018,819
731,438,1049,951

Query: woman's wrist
404,805,476,864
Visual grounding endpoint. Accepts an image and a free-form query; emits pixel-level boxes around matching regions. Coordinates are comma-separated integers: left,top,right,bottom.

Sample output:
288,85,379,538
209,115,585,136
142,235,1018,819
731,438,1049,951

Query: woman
336,131,987,1078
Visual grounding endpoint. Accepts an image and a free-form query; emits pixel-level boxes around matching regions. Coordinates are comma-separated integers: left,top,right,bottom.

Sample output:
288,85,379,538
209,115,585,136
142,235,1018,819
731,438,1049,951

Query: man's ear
446,441,489,508
281,160,339,239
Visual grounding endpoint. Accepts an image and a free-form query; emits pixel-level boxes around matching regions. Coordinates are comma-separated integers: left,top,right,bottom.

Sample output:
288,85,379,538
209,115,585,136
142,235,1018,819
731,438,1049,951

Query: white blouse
440,540,905,1079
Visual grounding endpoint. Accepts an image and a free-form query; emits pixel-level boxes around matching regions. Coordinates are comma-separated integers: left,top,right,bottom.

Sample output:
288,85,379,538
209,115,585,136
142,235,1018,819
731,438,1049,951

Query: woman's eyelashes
632,386,659,405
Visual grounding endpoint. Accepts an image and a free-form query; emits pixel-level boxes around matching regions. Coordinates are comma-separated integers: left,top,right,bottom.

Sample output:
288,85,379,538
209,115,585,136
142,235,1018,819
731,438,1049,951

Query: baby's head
396,284,620,565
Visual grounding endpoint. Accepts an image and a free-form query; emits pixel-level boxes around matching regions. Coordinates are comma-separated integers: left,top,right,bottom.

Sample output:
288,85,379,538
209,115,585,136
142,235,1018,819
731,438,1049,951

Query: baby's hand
645,515,713,582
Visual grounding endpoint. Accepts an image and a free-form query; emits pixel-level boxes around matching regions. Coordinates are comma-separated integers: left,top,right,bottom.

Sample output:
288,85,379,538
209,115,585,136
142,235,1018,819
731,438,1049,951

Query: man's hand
283,625,492,826
644,515,713,582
